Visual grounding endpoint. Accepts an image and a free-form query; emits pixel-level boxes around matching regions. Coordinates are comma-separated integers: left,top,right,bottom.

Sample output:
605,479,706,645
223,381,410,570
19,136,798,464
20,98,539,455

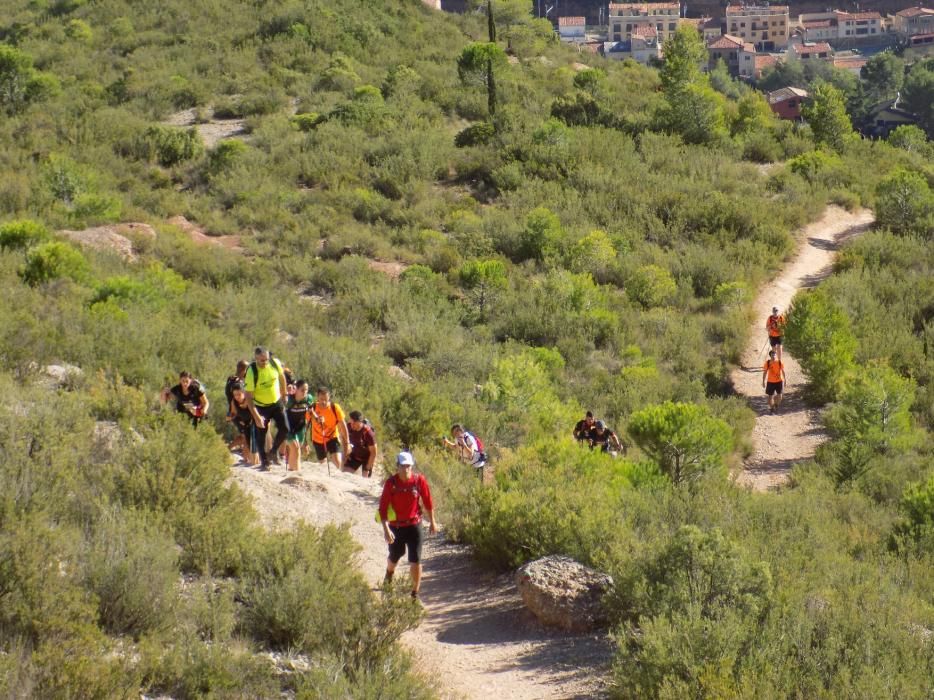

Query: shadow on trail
421,539,614,692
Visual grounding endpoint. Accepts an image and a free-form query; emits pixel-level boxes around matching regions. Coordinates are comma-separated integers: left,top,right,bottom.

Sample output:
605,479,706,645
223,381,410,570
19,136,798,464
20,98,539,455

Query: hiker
573,411,596,444
227,382,258,466
161,371,209,427
443,424,487,472
766,306,786,361
344,410,377,477
285,380,313,472
762,349,787,414
589,420,625,455
379,451,438,601
310,387,350,471
244,346,290,472
225,360,249,452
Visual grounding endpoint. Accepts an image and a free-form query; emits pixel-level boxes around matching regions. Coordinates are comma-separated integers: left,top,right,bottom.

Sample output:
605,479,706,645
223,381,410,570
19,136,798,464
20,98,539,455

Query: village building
558,16,587,42
707,34,758,78
892,7,934,37
603,25,663,64
767,87,808,120
787,41,833,61
725,4,790,50
867,96,921,137
608,2,681,43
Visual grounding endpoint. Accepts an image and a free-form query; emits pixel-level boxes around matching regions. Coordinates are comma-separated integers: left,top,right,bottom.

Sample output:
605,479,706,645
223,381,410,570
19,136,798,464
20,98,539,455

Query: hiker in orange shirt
310,386,350,471
761,349,787,414
766,306,786,361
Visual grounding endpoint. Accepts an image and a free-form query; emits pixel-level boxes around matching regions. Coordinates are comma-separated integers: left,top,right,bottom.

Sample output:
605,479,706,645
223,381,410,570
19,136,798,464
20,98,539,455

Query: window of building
626,24,631,30
669,22,676,30
614,23,621,32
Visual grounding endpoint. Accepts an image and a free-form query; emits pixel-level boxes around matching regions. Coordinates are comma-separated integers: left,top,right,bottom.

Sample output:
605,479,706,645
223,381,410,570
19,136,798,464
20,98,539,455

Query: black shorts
313,438,341,460
388,524,423,564
766,381,783,396
344,456,367,471
769,335,783,347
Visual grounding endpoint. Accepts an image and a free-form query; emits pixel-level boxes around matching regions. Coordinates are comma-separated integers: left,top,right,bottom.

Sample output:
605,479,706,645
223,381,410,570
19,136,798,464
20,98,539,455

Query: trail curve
732,205,873,491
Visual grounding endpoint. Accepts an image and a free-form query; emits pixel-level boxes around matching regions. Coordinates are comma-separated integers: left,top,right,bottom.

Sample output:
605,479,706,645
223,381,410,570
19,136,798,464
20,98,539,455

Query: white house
558,16,587,42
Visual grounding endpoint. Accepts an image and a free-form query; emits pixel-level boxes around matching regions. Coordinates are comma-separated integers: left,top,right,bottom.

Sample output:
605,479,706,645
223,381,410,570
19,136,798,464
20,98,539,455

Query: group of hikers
158,306,788,599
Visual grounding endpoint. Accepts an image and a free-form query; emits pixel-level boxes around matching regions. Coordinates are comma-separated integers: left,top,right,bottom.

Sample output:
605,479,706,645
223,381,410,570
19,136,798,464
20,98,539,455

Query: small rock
387,365,414,383
36,363,83,389
515,555,613,632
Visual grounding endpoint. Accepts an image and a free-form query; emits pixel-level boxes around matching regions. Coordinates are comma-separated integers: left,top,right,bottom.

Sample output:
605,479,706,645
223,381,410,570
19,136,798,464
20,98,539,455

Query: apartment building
893,7,934,37
608,3,681,43
725,4,790,50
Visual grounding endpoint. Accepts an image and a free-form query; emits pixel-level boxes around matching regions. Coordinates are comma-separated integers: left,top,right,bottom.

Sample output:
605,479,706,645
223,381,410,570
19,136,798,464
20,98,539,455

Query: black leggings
255,401,289,466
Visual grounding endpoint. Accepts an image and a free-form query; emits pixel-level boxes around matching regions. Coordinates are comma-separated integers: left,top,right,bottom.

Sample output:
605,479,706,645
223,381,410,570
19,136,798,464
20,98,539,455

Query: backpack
463,430,484,453
767,315,783,333
373,474,420,523
224,375,241,405
248,353,281,386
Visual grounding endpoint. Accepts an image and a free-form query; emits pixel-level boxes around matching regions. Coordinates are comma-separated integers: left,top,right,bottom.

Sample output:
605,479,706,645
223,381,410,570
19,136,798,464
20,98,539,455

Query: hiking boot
258,464,269,472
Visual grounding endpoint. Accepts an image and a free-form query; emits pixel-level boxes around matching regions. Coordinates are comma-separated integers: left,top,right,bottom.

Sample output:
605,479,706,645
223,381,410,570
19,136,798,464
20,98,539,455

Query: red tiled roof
802,19,833,28
834,56,868,69
708,33,745,49
896,7,934,17
755,54,779,70
559,16,586,26
793,41,832,55
632,24,659,37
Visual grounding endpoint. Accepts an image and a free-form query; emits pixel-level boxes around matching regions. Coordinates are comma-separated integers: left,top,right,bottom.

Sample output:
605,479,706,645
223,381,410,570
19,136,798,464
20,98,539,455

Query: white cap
396,451,415,466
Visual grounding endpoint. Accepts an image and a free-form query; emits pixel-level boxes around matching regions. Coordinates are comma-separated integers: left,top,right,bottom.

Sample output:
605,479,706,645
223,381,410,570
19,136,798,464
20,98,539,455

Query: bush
784,288,857,403
238,525,421,661
626,265,677,309
455,122,496,148
628,402,732,484
0,219,49,251
874,168,934,237
83,508,179,637
136,126,204,167
19,240,90,286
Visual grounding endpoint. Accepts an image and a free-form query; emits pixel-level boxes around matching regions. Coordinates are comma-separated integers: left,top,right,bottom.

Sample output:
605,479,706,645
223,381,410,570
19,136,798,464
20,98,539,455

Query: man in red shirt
379,451,438,600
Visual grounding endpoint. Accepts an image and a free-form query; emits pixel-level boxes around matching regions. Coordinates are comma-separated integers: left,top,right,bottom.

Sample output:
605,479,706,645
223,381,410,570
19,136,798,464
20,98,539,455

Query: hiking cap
396,451,415,466
595,420,606,429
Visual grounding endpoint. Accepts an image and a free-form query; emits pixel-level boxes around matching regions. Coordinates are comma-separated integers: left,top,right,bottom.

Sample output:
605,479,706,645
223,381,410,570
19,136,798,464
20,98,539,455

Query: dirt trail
232,462,613,699
732,206,873,491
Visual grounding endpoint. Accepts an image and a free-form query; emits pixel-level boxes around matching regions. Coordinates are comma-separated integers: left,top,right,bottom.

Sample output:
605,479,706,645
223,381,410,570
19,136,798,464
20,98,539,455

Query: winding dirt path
231,462,613,699
732,206,873,491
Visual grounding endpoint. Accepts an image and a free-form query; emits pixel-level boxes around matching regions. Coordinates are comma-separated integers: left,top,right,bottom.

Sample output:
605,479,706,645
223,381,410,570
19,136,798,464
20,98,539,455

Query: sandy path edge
732,206,873,491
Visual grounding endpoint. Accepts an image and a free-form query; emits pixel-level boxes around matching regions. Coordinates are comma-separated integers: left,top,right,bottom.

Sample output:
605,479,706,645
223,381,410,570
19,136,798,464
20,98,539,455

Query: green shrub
20,240,90,286
83,508,179,638
136,125,204,167
291,112,323,132
454,122,495,148
874,168,934,237
626,264,677,309
238,525,421,661
784,288,857,403
0,219,49,251
628,402,732,484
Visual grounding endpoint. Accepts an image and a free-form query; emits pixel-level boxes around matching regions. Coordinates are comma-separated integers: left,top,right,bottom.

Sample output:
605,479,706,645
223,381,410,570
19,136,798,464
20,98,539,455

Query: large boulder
59,223,156,261
515,555,613,632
